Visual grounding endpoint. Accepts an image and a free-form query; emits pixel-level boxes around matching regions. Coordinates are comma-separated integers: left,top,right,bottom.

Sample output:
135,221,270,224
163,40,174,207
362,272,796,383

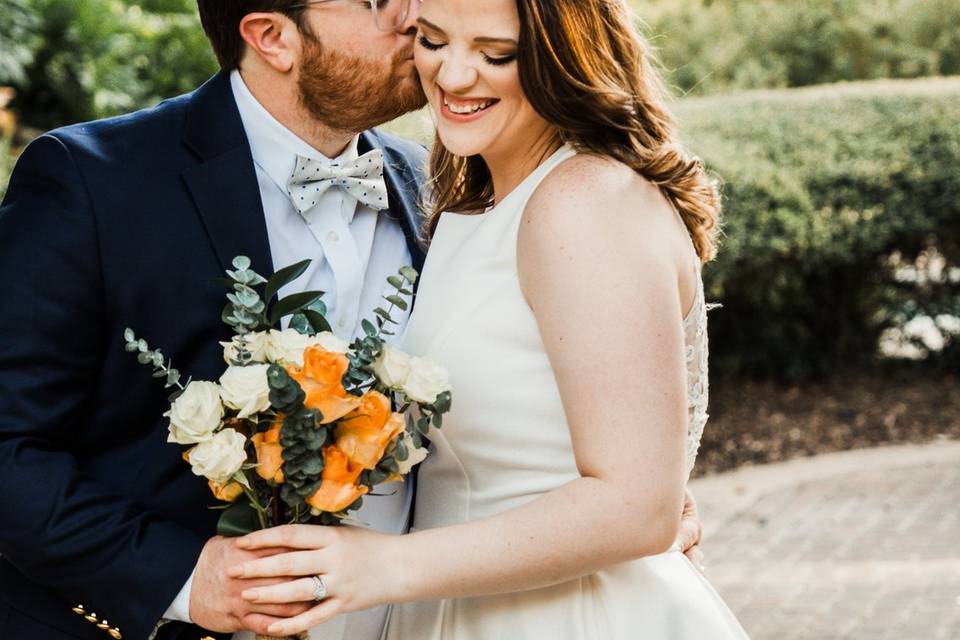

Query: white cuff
161,567,196,622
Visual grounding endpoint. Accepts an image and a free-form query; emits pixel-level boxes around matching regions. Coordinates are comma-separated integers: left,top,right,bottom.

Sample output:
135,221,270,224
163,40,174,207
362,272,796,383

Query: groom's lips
438,89,500,124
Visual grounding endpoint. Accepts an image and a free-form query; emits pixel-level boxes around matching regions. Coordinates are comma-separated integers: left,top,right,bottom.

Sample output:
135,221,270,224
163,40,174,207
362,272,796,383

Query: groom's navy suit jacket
0,72,427,640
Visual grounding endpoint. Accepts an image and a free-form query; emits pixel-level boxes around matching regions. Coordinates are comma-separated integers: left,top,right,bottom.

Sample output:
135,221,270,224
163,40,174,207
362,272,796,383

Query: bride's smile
414,0,553,162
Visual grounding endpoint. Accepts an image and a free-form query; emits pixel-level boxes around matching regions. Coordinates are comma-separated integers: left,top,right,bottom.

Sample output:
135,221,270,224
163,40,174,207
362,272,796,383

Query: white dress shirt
160,71,415,640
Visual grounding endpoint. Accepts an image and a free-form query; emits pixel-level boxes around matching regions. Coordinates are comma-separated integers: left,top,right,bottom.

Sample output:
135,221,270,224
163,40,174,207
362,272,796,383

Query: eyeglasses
288,0,416,33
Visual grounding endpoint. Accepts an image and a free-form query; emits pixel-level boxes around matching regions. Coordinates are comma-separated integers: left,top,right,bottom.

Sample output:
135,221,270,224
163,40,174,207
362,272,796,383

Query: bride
227,0,749,637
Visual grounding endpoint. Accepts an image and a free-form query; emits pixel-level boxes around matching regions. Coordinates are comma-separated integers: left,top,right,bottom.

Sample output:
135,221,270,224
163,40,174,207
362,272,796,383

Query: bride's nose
436,53,479,94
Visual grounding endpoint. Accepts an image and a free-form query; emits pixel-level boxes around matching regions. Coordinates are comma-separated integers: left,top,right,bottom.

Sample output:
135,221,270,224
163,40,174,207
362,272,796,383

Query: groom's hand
676,488,706,572
190,536,314,633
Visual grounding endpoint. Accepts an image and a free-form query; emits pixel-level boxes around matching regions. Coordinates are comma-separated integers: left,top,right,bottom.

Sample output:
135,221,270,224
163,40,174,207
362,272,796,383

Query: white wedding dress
383,146,750,639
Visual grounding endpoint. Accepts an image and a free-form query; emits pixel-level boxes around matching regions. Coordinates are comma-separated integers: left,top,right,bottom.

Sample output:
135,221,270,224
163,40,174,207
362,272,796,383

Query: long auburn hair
425,0,720,263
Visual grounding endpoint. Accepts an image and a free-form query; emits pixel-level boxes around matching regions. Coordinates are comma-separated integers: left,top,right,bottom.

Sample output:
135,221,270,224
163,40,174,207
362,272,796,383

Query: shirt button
338,315,347,329
327,230,340,243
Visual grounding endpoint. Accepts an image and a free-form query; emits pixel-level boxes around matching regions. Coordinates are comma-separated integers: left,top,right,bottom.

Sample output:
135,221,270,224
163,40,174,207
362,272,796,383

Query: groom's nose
396,0,420,35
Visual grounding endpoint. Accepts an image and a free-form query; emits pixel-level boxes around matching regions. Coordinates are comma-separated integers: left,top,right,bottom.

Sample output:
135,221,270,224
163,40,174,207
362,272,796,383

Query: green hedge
639,0,960,96
677,77,960,380
1,0,217,131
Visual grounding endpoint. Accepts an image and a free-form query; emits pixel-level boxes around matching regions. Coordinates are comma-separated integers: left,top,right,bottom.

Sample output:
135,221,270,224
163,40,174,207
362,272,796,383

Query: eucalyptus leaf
386,295,408,311
303,309,332,334
232,256,252,271
265,259,312,304
387,275,404,289
374,308,398,324
216,501,262,537
269,291,324,326
434,390,452,413
399,266,418,284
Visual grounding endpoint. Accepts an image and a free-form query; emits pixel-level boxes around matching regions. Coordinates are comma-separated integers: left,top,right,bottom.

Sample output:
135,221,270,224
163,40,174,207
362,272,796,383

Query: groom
0,1,704,639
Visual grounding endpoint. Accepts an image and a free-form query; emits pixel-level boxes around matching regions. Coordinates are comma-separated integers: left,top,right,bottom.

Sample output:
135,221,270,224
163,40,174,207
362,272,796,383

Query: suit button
71,604,86,615
84,613,99,624
97,619,111,630
108,628,123,639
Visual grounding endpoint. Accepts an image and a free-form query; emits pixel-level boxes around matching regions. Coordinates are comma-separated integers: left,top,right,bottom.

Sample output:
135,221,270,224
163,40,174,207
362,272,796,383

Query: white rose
219,364,272,418
165,381,224,445
267,329,349,367
266,328,313,366
187,428,248,485
220,331,269,365
403,357,451,405
372,345,412,389
395,429,428,476
313,331,350,355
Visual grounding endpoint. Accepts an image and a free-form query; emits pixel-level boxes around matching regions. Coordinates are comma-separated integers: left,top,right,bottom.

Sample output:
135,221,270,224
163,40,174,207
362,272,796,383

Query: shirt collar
230,70,360,194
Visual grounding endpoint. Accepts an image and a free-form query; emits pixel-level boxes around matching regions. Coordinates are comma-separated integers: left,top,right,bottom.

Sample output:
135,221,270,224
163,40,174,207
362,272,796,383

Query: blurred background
1,1,958,637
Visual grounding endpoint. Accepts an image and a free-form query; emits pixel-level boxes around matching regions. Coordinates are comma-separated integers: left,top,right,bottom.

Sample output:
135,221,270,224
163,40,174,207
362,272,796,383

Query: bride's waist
412,467,579,529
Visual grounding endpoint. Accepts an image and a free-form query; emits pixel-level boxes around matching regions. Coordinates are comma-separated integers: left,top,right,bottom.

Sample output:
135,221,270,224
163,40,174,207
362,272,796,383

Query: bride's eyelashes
417,34,444,51
416,35,517,67
482,52,517,66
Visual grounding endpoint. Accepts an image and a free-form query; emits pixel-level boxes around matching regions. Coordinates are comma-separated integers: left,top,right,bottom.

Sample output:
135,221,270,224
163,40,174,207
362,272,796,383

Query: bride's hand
228,524,404,636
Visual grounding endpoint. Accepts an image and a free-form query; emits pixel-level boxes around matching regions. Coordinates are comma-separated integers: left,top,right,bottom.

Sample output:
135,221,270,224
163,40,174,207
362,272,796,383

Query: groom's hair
197,1,310,71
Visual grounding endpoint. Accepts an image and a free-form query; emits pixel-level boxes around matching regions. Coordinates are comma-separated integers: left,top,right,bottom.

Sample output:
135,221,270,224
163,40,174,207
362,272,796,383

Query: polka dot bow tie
286,148,389,216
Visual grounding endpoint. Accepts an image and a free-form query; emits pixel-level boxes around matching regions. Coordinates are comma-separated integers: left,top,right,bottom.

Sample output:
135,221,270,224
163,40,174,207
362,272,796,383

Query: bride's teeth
445,100,493,115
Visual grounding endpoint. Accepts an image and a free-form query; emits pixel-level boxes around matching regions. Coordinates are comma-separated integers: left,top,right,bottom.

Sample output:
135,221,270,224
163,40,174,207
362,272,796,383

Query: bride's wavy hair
424,0,721,263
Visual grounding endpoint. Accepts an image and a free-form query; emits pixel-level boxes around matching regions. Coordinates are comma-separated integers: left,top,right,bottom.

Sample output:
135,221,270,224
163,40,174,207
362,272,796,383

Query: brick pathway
689,439,960,640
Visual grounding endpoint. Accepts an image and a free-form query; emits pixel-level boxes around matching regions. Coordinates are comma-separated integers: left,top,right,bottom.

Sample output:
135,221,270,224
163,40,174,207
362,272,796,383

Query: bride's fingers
237,524,336,551
266,599,343,636
242,576,318,604
229,549,327,579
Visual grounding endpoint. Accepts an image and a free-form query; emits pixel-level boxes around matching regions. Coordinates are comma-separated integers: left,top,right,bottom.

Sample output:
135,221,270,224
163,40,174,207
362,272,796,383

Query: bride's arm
230,157,696,635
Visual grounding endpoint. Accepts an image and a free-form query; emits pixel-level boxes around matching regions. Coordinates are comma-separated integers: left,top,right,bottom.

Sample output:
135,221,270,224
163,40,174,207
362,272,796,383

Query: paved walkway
689,438,960,640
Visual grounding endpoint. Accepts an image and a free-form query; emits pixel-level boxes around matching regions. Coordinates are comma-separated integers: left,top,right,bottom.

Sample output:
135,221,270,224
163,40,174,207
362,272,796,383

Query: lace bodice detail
682,270,711,478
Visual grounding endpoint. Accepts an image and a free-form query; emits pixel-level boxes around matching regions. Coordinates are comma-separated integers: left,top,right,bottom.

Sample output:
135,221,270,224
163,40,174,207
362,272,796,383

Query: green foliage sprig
220,256,327,342
344,266,418,395
123,327,188,399
267,365,332,523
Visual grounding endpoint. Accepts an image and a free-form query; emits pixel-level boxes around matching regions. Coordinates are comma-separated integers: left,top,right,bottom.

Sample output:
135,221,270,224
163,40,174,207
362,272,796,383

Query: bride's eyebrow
474,36,517,45
417,17,518,46
417,18,447,34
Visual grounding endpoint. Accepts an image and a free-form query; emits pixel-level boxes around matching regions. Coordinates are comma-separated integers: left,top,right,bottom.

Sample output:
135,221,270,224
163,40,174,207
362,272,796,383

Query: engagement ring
311,575,328,602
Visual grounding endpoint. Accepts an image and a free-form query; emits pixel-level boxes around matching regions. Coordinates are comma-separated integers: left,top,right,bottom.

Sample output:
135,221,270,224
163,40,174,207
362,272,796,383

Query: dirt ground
693,368,960,478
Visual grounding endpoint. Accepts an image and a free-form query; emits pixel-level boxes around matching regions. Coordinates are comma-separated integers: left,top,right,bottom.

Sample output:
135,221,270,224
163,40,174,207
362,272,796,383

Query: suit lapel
181,73,273,278
359,130,428,277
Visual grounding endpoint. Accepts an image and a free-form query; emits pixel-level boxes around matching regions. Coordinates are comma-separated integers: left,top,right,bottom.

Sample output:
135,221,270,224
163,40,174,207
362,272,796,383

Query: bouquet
126,256,451,538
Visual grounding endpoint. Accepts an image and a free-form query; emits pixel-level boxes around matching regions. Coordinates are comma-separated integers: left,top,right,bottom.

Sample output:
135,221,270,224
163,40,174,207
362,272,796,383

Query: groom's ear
238,12,302,74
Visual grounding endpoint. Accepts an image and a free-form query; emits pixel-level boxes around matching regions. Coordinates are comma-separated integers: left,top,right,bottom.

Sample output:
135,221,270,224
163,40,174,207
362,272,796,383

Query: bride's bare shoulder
521,152,685,257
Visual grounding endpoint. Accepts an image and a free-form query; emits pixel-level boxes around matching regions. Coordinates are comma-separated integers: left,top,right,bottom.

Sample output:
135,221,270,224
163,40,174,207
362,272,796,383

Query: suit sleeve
0,135,206,640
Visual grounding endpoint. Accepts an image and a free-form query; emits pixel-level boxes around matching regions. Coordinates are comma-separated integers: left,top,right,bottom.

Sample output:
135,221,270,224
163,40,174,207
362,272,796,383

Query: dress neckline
477,144,576,218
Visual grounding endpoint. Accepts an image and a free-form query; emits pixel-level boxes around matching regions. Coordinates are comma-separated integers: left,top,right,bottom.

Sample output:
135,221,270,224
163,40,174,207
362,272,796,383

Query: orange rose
208,479,244,503
336,391,405,470
305,446,368,513
288,346,361,424
251,420,285,484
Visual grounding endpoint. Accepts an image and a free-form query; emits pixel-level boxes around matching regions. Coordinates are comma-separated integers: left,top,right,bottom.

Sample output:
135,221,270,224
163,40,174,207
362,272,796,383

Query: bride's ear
238,12,301,74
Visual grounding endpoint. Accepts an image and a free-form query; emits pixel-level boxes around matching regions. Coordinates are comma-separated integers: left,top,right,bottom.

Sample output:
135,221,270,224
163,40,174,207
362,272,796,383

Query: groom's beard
298,35,427,133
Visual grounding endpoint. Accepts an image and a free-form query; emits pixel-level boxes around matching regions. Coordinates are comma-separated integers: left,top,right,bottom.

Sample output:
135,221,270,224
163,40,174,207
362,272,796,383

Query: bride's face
414,0,550,158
